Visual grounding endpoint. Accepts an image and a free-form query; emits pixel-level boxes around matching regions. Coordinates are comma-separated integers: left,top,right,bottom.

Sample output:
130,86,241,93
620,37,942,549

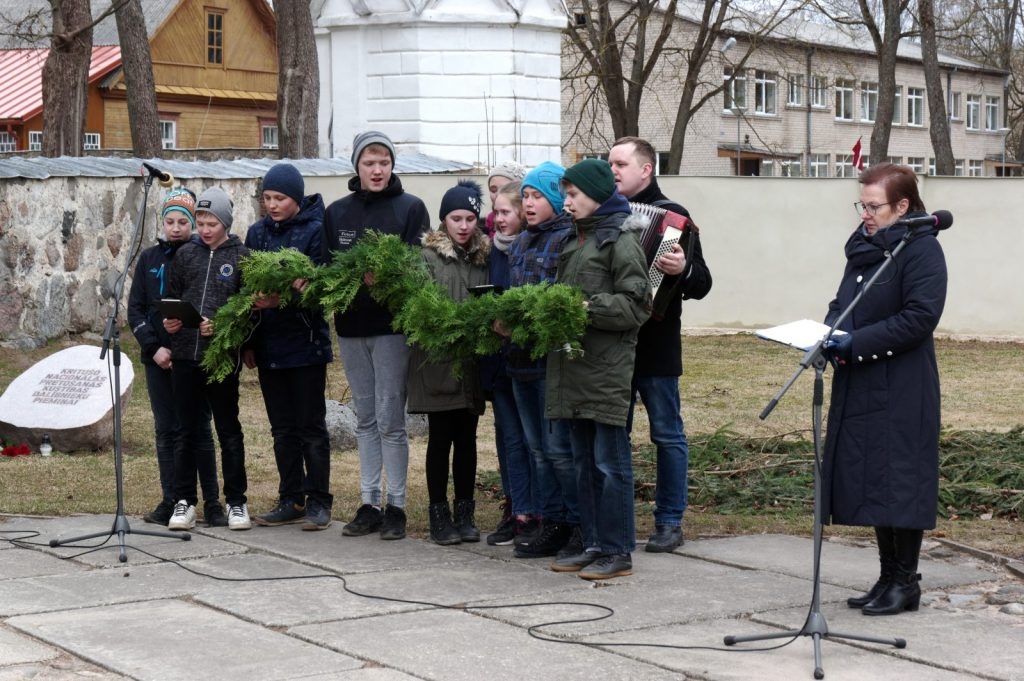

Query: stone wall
0,176,262,349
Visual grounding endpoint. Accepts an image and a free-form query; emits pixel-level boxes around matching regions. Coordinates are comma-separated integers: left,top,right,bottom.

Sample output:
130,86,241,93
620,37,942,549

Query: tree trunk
919,0,954,175
862,0,905,163
275,0,319,158
42,0,93,157
115,0,161,157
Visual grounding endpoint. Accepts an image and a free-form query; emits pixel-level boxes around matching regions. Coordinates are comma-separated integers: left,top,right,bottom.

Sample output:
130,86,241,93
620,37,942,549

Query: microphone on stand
894,210,953,230
142,162,175,188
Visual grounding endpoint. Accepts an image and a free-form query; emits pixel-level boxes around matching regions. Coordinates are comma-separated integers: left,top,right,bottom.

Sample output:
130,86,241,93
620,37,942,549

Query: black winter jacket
166,234,249,363
244,194,333,369
629,179,712,378
322,174,430,337
822,218,947,529
127,239,189,365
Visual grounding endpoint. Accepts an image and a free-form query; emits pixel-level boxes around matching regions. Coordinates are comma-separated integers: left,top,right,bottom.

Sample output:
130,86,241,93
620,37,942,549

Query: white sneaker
227,504,251,531
167,500,196,530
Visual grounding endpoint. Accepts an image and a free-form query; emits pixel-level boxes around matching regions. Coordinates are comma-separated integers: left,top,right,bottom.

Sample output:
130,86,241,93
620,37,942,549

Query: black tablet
158,299,203,328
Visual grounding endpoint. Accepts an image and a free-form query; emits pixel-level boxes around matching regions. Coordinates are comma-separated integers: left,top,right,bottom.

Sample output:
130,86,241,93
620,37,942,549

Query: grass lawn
1,331,1021,559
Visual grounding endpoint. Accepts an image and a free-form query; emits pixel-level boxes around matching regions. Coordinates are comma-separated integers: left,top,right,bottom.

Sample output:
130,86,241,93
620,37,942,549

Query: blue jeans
627,375,689,527
491,384,535,515
569,419,636,555
339,334,410,508
511,377,577,524
145,363,218,504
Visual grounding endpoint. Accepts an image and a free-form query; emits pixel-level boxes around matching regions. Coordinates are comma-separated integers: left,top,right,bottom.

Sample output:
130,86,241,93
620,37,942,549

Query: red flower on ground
1,444,31,457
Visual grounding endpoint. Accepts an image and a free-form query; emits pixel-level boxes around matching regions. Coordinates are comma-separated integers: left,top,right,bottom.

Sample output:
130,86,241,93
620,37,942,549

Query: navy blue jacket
244,194,333,369
822,218,947,529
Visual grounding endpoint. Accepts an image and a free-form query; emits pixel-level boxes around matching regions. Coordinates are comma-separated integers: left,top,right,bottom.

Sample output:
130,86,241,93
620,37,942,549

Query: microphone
894,210,953,230
142,162,175,188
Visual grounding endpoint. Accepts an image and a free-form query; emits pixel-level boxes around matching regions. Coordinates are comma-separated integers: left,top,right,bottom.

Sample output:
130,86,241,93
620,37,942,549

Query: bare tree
41,0,94,156
113,0,160,157
563,0,801,172
918,0,954,174
274,0,319,158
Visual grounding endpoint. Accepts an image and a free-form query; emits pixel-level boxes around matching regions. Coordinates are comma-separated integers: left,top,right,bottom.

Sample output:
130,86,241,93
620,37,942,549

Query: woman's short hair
859,163,925,212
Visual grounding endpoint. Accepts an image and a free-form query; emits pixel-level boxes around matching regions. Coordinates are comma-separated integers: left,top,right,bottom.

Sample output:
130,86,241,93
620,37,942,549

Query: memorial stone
0,345,133,452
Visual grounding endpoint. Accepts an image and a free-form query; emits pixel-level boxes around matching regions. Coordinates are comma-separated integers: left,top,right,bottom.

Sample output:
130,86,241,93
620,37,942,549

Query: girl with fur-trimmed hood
407,180,491,546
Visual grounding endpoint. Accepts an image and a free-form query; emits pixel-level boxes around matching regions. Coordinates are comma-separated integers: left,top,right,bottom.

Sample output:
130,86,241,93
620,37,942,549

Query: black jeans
425,409,479,504
258,364,332,508
171,360,246,507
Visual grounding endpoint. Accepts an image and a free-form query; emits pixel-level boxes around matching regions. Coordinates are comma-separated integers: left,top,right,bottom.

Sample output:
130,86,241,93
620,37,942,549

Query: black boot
863,528,923,616
848,526,895,608
428,502,462,546
453,499,480,542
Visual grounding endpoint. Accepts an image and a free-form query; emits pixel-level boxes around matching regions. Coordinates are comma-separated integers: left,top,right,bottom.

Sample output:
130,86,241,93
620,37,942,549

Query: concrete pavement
1,513,1021,681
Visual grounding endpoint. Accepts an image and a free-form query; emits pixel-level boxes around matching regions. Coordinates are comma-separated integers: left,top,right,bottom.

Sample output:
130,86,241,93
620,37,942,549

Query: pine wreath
201,231,586,381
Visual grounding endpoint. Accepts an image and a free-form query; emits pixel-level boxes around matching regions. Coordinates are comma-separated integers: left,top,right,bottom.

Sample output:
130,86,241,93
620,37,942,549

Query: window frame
83,132,101,150
206,9,224,66
810,75,827,108
907,87,925,126
985,96,1000,131
160,119,178,150
966,95,981,130
860,81,878,123
723,67,747,111
754,69,777,115
28,131,42,151
787,73,804,106
834,79,854,121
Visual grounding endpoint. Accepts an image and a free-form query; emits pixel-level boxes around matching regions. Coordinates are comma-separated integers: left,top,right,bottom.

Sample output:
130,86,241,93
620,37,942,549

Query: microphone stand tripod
50,172,191,562
724,227,923,679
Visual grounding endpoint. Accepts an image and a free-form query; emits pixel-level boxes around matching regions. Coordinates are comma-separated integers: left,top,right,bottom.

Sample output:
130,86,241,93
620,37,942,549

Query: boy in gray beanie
323,131,430,540
195,187,234,231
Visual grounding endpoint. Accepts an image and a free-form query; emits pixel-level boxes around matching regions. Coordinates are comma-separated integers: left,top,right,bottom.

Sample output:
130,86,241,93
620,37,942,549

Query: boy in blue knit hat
494,160,580,561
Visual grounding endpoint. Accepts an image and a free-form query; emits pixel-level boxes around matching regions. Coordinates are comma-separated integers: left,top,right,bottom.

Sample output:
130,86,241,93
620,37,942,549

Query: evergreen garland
201,231,587,381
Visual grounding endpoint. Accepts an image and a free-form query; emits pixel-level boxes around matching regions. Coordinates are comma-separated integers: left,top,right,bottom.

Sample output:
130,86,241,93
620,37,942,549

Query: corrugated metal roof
0,46,122,122
0,154,474,180
0,0,180,48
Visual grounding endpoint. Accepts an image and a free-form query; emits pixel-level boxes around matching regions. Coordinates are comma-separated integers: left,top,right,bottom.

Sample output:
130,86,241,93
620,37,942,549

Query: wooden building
0,0,279,154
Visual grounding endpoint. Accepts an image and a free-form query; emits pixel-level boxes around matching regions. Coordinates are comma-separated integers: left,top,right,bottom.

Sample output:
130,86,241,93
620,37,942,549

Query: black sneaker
551,549,601,573
512,517,541,547
380,505,407,540
645,525,683,553
254,500,306,527
302,500,332,531
143,499,174,525
486,514,517,546
513,521,572,558
205,502,228,528
579,553,633,580
342,504,383,536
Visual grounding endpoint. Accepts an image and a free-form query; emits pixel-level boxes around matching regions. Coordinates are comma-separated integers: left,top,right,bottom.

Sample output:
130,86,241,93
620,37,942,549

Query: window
810,75,827,107
261,125,279,149
892,86,902,124
0,132,15,152
29,131,42,151
656,152,670,176
985,96,1000,131
754,70,777,115
907,157,925,173
779,159,801,177
160,120,177,150
206,10,224,65
954,159,964,176
949,92,961,120
83,133,101,150
928,158,936,176
787,74,803,106
885,156,902,165
808,153,829,177
968,160,983,176
965,95,981,130
860,81,878,122
724,67,747,110
907,87,925,126
835,80,854,121
835,154,855,178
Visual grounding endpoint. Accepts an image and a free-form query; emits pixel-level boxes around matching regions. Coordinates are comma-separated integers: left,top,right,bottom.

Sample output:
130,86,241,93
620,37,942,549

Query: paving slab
0,542,86,579
291,607,682,681
472,557,852,636
0,562,209,616
0,655,132,681
8,599,364,681
583,616,990,681
0,624,59,666
755,603,1024,681
680,534,998,589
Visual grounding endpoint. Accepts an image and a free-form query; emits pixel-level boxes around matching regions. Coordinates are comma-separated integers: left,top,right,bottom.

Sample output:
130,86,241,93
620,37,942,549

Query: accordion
629,202,697,320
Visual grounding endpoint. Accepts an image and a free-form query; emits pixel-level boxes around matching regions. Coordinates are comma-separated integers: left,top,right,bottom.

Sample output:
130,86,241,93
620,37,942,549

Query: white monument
314,0,567,168
0,345,134,452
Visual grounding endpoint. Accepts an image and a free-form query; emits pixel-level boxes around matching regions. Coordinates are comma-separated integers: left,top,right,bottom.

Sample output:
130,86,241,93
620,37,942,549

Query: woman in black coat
822,163,947,616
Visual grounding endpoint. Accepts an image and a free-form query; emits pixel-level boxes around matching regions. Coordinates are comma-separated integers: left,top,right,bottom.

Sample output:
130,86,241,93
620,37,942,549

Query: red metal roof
0,45,122,123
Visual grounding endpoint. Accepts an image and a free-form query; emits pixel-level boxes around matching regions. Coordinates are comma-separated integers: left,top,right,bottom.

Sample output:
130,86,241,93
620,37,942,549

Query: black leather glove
823,333,852,369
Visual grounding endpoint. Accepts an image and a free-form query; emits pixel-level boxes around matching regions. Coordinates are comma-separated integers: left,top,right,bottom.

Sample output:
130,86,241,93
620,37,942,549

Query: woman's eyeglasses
854,201,890,216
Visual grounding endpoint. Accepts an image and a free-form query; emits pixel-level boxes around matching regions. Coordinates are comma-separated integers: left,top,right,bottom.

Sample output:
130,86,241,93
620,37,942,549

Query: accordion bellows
629,202,696,319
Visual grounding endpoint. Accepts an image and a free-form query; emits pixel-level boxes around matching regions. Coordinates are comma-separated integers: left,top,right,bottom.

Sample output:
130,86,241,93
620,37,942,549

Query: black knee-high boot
848,526,895,608
863,528,923,616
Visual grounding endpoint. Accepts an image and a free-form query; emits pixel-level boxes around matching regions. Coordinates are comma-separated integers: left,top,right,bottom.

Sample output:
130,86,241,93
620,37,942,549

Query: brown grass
2,331,1022,557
